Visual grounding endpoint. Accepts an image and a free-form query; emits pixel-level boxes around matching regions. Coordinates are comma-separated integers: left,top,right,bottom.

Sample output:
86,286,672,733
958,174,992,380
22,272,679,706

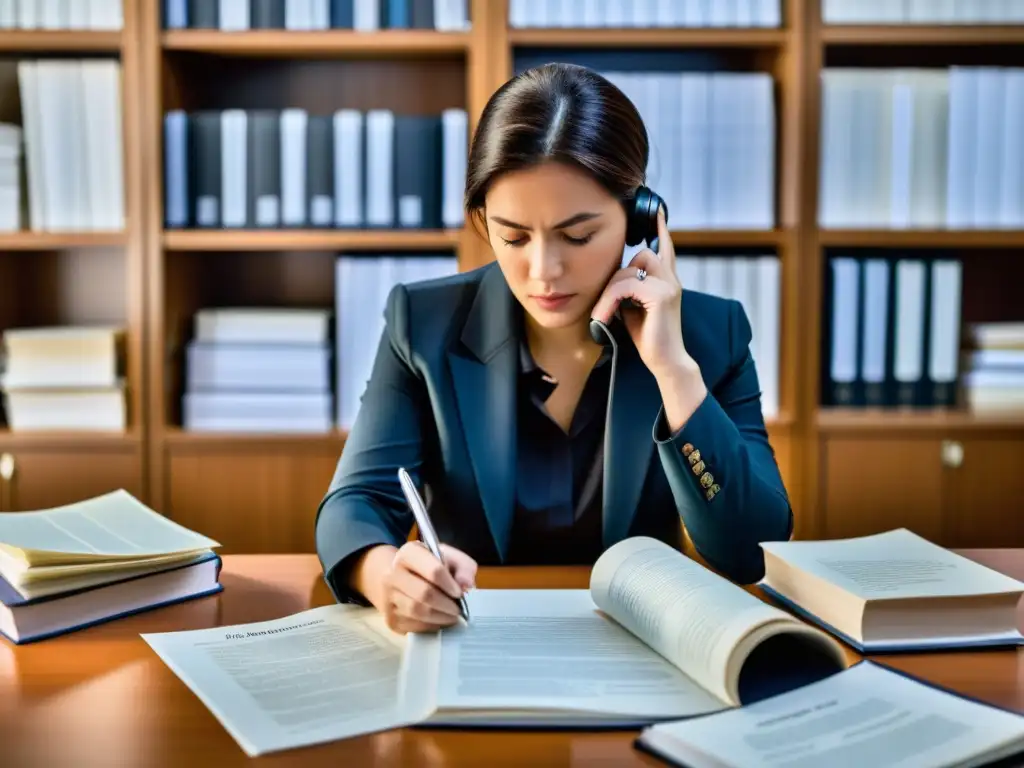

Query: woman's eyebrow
488,212,602,231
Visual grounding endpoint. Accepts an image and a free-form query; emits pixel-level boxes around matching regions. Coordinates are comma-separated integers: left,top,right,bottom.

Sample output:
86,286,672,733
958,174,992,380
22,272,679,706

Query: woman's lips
531,293,574,311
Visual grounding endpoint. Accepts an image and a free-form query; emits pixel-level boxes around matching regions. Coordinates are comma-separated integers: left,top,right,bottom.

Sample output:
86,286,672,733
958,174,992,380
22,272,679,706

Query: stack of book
963,322,1024,416
0,326,126,431
0,489,222,645
182,307,334,433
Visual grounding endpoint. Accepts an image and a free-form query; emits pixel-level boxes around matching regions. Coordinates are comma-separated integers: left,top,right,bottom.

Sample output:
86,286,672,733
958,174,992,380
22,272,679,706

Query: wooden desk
2,552,1024,767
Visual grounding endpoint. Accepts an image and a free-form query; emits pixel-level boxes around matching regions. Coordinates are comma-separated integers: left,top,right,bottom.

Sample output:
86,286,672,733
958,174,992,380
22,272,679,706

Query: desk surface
3,551,1024,767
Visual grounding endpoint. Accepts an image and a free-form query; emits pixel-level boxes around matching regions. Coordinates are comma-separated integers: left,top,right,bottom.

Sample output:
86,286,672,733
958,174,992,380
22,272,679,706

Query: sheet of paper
0,490,220,564
405,589,726,721
142,604,428,757
590,536,796,704
761,529,1024,599
642,661,1024,768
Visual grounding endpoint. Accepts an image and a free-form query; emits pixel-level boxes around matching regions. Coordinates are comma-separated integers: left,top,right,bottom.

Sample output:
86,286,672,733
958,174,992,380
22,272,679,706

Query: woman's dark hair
464,62,649,234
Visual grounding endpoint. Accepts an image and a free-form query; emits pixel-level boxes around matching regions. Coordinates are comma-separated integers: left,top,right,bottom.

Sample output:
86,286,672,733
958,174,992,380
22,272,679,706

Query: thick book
636,660,1024,768
141,537,848,757
0,488,223,644
757,528,1024,652
1,552,223,644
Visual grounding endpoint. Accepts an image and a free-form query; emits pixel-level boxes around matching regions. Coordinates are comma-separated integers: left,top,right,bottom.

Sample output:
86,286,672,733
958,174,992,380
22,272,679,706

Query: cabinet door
4,448,144,512
166,450,341,553
945,438,1024,549
820,437,947,543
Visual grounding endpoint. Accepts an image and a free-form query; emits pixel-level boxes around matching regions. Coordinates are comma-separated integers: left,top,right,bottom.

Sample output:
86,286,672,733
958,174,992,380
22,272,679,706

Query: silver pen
397,467,470,623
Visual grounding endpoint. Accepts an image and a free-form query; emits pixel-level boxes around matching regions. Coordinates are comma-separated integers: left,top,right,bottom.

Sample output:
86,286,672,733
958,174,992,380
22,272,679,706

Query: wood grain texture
0,31,121,52
3,551,1024,767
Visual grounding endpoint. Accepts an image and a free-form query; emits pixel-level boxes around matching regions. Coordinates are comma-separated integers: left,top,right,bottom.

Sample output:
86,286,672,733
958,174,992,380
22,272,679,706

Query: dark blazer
315,261,792,601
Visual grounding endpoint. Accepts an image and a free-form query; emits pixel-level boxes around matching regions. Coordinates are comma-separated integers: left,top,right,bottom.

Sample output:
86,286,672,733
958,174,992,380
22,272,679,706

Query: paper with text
142,604,428,757
407,589,725,721
0,490,220,566
641,661,1024,768
590,536,806,705
761,528,1024,600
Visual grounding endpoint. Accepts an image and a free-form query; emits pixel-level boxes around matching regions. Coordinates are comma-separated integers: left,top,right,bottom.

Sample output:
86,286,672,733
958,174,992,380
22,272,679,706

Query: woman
315,62,792,634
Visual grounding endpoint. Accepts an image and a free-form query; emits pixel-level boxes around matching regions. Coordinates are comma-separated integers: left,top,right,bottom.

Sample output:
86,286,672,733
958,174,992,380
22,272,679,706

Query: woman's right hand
359,541,477,634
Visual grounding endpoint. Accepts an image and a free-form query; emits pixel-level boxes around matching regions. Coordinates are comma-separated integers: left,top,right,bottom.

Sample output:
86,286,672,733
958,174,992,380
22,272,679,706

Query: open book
757,528,1024,652
636,660,1024,768
142,536,848,756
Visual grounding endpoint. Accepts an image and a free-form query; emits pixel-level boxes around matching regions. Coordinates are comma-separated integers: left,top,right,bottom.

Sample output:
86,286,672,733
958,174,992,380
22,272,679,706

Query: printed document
141,604,430,757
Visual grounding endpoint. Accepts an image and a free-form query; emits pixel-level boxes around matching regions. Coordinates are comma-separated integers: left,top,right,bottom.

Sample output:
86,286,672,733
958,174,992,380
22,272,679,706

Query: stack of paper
0,489,223,644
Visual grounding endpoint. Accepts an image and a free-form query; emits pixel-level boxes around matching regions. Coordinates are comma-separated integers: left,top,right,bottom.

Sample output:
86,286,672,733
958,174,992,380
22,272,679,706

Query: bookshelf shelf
0,429,143,449
162,427,347,451
0,232,128,250
821,25,1024,46
161,30,471,58
818,229,1024,248
0,31,122,52
162,229,463,252
671,229,790,248
508,28,788,48
817,409,1024,433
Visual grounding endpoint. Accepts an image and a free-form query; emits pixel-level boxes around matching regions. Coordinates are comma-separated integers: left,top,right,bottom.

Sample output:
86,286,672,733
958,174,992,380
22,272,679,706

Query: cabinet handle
0,453,13,481
941,440,964,469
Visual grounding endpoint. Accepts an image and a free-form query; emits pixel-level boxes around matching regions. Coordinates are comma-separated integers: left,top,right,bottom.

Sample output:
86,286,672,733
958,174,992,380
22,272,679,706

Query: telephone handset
589,185,669,346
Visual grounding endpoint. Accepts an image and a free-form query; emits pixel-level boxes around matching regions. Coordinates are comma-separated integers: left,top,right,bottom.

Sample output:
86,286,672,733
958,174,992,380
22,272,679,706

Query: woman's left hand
590,206,698,383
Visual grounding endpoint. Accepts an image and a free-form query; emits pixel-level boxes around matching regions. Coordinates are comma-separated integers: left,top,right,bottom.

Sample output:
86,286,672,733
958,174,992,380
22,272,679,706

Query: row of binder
823,254,963,409
163,108,468,230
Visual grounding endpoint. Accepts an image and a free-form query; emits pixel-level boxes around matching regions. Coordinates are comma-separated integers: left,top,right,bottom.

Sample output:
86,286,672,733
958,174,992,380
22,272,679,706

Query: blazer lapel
602,321,662,548
447,264,517,562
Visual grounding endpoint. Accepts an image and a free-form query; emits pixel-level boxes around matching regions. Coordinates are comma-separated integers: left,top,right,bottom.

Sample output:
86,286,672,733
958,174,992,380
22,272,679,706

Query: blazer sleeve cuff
652,392,734,505
316,499,407,606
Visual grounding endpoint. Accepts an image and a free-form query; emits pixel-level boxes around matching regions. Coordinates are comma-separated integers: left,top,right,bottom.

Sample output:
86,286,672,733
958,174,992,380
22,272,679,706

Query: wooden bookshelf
0,2,145,515
2,0,1021,554
800,1,1024,547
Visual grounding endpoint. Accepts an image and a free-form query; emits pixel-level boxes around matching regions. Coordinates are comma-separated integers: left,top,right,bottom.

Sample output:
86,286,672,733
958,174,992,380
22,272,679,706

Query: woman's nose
527,240,563,281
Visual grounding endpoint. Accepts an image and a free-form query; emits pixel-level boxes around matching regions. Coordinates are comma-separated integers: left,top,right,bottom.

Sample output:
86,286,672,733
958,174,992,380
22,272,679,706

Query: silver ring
636,267,647,282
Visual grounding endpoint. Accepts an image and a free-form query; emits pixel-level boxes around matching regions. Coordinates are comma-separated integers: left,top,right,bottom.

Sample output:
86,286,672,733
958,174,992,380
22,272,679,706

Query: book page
589,537,812,705
142,604,429,757
761,529,1024,599
404,589,727,722
641,661,1024,768
0,490,220,566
